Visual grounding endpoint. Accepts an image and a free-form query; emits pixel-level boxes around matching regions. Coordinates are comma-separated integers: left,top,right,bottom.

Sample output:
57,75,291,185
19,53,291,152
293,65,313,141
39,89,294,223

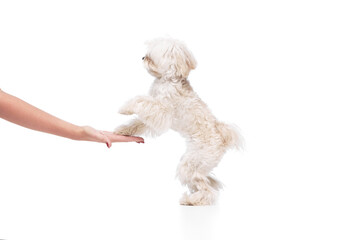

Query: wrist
70,125,86,141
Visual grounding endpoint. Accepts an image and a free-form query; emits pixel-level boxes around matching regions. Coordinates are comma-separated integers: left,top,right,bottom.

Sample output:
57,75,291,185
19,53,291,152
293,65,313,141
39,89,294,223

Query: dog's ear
175,44,197,79
181,43,197,71
165,42,197,80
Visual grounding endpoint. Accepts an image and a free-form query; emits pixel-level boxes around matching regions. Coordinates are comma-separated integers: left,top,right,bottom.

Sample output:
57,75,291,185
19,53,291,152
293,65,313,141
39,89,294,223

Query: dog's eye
142,56,145,60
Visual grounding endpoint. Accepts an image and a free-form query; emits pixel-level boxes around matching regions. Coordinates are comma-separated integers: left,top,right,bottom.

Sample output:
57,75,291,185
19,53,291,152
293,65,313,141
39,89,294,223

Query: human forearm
0,90,83,140
0,89,144,146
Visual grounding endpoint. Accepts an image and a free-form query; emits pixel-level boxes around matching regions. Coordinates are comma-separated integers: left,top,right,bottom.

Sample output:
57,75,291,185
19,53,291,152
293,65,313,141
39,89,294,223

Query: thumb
101,131,112,148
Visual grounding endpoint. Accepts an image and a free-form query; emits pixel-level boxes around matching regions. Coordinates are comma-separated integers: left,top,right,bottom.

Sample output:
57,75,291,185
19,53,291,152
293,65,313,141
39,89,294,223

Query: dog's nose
142,56,145,60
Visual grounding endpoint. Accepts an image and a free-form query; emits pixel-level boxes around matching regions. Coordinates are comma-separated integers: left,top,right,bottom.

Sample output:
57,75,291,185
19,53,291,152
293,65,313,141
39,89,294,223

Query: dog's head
143,38,197,81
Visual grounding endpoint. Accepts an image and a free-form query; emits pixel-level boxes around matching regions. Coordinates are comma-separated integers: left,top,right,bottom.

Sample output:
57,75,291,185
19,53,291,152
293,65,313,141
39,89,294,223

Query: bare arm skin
0,89,144,147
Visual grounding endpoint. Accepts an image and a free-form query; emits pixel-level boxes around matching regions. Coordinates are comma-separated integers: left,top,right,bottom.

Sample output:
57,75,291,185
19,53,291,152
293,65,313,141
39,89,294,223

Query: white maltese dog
115,38,242,206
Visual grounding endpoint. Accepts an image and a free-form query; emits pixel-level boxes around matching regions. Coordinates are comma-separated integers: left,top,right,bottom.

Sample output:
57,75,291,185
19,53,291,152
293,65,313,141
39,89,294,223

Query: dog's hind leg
176,150,223,206
179,177,219,206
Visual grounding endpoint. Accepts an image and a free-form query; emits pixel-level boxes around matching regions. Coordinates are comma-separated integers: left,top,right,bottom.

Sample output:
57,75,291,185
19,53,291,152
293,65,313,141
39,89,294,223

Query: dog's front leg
119,96,172,135
118,96,151,115
114,118,147,136
114,118,161,137
136,101,173,135
120,96,173,135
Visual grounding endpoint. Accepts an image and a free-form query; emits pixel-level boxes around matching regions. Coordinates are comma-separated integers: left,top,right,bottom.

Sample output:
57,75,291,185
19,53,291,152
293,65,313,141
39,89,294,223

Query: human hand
80,126,144,148
102,131,145,145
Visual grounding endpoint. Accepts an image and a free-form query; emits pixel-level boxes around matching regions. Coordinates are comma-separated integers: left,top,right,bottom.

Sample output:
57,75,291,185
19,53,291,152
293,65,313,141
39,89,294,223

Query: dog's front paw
114,125,134,136
118,102,136,115
118,106,134,115
118,96,146,115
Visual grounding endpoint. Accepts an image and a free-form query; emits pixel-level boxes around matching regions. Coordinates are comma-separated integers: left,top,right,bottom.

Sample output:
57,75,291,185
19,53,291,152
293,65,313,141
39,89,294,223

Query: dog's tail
216,122,244,151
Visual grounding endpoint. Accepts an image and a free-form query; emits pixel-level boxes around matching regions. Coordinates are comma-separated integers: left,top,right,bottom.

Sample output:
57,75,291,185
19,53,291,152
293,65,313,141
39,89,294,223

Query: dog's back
170,84,243,152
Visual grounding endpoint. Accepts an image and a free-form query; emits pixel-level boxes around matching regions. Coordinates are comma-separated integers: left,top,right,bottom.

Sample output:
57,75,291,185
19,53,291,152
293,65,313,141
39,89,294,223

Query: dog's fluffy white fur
115,38,242,206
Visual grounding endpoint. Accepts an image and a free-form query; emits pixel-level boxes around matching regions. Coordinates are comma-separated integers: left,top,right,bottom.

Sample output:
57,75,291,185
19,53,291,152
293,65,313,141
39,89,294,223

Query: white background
1,0,359,239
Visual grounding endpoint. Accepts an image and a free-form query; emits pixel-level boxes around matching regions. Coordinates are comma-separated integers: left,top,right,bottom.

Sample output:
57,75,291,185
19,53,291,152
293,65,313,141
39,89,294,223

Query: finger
106,133,144,143
100,131,112,148
136,137,145,143
106,140,112,148
101,131,144,143
126,136,144,143
116,135,142,142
